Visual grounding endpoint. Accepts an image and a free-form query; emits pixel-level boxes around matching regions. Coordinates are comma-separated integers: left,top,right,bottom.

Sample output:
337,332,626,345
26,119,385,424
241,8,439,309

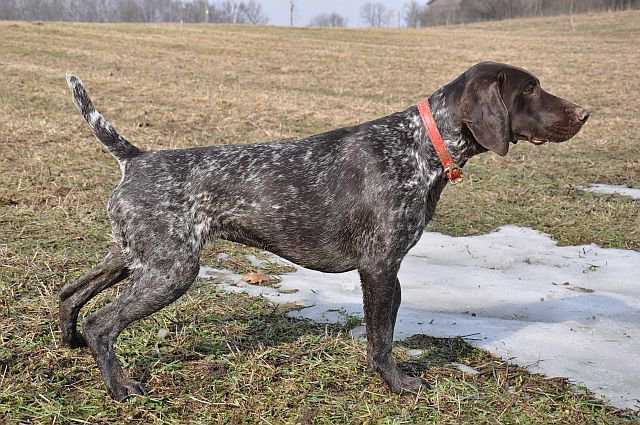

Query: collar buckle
445,164,464,184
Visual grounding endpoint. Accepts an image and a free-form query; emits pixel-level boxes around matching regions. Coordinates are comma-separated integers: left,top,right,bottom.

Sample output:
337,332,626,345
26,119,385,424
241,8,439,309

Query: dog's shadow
126,300,474,385
398,334,475,375
127,303,351,383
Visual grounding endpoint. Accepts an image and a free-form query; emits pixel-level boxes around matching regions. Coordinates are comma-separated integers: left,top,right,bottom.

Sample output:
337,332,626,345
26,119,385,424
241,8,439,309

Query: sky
259,0,408,27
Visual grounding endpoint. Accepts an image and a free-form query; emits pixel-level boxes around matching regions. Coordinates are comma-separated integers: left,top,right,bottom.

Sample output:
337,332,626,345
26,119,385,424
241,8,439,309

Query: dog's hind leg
82,244,199,401
59,245,129,348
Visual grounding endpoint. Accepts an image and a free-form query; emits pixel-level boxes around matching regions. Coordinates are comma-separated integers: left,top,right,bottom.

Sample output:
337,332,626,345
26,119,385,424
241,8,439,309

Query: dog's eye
523,84,536,95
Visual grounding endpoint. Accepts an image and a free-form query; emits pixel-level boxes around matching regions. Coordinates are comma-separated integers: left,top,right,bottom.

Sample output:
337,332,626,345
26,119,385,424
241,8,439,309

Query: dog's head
455,62,590,156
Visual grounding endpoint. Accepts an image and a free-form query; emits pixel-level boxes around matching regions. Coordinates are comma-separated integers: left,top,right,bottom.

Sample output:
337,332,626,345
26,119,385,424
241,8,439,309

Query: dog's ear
460,77,511,156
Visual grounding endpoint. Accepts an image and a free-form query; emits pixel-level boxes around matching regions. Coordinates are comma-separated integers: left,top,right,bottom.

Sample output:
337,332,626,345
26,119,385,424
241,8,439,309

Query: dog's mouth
515,134,550,145
513,121,588,146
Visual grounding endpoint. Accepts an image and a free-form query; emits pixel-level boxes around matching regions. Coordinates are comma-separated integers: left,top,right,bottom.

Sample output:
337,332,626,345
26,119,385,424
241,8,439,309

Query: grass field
1,10,640,424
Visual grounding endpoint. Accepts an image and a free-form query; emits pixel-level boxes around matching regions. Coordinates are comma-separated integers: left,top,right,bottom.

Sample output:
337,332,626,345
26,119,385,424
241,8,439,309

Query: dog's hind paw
63,333,88,349
60,322,88,349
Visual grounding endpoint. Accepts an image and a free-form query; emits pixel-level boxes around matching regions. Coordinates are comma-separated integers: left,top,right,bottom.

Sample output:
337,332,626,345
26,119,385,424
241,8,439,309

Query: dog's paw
391,374,429,393
389,374,429,394
110,380,146,401
60,325,88,349
371,357,429,394
63,333,88,349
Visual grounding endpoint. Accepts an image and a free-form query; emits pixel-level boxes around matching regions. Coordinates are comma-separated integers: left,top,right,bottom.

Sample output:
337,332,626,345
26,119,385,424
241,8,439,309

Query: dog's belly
218,228,359,273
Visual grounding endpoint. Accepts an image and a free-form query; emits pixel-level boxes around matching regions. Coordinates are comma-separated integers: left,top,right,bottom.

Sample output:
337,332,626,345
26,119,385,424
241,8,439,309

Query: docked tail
65,74,141,161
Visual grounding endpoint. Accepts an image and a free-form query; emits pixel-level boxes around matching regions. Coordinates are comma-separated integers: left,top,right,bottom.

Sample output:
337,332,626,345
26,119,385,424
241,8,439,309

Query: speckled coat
59,62,589,400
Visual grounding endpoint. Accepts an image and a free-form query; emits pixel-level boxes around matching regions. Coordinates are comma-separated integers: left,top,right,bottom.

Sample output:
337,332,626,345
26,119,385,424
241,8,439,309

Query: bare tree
212,1,242,23
423,0,463,25
119,0,145,22
404,0,421,27
403,0,432,27
360,2,392,27
209,1,267,24
309,12,347,27
240,0,268,24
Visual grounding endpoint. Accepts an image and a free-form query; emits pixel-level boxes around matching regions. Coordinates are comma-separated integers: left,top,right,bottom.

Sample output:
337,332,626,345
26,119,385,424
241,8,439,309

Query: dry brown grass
1,11,639,424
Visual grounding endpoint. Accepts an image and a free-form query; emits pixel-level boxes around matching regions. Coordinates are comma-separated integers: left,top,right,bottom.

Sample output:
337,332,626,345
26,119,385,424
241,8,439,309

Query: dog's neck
409,87,485,169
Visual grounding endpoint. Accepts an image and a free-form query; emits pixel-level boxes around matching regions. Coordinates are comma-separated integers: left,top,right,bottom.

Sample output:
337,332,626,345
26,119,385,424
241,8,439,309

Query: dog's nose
577,107,591,122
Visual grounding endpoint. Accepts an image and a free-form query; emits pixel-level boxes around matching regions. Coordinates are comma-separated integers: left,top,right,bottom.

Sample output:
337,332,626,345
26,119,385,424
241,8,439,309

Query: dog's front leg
359,267,427,393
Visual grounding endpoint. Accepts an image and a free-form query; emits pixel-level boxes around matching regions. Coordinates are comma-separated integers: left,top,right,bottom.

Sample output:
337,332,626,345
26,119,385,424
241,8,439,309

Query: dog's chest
409,170,446,244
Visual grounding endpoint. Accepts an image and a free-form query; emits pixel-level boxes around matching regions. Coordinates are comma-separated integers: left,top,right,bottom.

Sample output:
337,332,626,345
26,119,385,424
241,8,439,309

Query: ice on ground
580,183,640,200
199,225,640,410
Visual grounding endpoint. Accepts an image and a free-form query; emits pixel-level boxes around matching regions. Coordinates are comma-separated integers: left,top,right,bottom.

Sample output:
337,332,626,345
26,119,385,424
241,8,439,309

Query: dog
59,62,590,400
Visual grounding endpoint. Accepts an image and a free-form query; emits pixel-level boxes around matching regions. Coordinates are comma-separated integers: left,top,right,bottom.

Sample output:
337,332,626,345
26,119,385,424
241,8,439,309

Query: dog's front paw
387,374,428,394
110,379,145,401
373,358,429,394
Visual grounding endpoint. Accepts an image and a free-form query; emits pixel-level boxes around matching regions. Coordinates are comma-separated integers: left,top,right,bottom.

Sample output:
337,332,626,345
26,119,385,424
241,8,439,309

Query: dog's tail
65,74,141,162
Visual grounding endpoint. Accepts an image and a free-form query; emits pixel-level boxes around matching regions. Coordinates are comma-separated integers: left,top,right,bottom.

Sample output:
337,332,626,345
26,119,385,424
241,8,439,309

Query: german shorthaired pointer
60,62,590,400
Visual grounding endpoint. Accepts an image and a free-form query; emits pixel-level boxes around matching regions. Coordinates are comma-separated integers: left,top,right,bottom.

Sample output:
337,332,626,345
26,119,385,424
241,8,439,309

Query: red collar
416,99,463,183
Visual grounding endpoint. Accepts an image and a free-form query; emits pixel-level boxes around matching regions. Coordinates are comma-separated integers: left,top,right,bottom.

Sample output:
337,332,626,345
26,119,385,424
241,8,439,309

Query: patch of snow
199,225,640,410
580,183,640,200
405,348,426,358
449,362,480,375
245,254,266,268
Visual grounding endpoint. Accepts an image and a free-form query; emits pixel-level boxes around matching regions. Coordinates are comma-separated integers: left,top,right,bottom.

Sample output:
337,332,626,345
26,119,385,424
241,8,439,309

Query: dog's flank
65,74,141,162
59,62,589,401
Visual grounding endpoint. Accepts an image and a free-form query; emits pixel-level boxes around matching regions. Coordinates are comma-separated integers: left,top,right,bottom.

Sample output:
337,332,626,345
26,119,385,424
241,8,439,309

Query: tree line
404,0,640,27
0,0,268,24
2,0,639,26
